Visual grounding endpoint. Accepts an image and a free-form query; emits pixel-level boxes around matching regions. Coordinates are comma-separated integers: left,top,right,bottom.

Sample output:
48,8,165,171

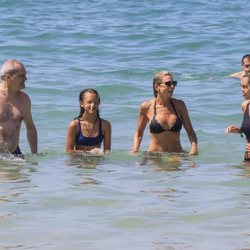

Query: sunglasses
161,81,177,87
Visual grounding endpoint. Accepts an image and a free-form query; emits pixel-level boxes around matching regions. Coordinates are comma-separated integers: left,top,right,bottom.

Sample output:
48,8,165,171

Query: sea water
0,1,249,249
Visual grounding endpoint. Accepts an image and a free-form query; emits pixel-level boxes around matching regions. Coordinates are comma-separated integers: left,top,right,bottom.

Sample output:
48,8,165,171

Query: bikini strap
77,118,82,132
153,99,180,119
99,118,102,134
153,100,157,117
170,99,178,116
99,118,102,131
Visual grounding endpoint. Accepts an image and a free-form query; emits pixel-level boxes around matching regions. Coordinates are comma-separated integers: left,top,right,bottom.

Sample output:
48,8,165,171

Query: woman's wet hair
77,89,100,119
152,70,173,97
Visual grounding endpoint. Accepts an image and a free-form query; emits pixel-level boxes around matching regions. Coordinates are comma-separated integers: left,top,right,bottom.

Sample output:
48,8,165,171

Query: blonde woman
133,71,198,155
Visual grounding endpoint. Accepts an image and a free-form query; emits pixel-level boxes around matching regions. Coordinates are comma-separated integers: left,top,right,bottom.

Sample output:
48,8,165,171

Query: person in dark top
133,70,198,155
226,75,250,161
66,89,111,153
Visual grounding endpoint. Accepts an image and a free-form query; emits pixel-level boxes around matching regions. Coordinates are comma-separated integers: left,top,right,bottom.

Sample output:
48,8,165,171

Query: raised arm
229,71,243,78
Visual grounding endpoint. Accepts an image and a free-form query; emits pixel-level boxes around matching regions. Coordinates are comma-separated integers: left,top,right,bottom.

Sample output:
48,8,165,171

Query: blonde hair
152,70,173,97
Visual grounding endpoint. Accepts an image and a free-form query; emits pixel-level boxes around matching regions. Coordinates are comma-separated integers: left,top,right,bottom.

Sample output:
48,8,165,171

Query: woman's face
81,92,100,114
155,75,176,98
241,77,250,99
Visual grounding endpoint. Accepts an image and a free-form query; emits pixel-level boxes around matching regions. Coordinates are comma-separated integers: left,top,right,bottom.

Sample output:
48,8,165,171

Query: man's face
11,66,27,90
242,58,250,74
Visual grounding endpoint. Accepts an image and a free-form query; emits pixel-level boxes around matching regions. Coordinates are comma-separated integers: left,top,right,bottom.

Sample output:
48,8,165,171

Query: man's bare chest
0,100,23,122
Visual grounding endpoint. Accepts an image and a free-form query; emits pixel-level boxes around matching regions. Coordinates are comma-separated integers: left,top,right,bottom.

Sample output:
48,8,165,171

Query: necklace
83,117,98,137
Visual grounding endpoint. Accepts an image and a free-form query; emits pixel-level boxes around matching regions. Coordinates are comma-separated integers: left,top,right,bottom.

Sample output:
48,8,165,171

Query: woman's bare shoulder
140,99,154,110
68,118,78,128
171,98,185,107
101,118,111,126
241,100,250,111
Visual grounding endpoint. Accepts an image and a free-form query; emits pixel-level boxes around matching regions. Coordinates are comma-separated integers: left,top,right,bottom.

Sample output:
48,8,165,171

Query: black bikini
75,118,104,146
149,99,182,134
241,102,250,141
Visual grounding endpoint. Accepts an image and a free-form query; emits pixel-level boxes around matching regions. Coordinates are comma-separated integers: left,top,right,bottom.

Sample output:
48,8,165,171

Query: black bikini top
75,118,104,146
149,99,182,134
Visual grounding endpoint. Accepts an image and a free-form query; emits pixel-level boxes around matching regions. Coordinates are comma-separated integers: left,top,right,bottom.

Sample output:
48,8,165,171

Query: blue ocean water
0,1,250,249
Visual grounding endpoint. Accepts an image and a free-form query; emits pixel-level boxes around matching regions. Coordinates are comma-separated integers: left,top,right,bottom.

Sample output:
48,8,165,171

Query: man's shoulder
17,90,31,102
18,90,29,97
14,91,32,111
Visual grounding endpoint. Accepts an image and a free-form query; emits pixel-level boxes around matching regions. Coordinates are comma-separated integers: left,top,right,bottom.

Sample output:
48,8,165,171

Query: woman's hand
226,125,241,134
189,145,199,156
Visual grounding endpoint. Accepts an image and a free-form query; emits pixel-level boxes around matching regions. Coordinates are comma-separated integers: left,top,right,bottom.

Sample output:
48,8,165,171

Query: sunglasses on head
162,81,177,87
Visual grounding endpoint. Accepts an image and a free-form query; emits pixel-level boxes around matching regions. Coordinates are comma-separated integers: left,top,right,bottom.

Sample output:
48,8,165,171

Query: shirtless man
0,59,37,156
230,54,250,79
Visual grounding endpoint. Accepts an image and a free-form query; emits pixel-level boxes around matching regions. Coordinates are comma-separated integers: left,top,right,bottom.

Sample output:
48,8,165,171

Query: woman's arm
132,102,149,153
66,120,77,153
226,100,248,135
226,125,242,134
178,100,198,156
102,119,112,153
